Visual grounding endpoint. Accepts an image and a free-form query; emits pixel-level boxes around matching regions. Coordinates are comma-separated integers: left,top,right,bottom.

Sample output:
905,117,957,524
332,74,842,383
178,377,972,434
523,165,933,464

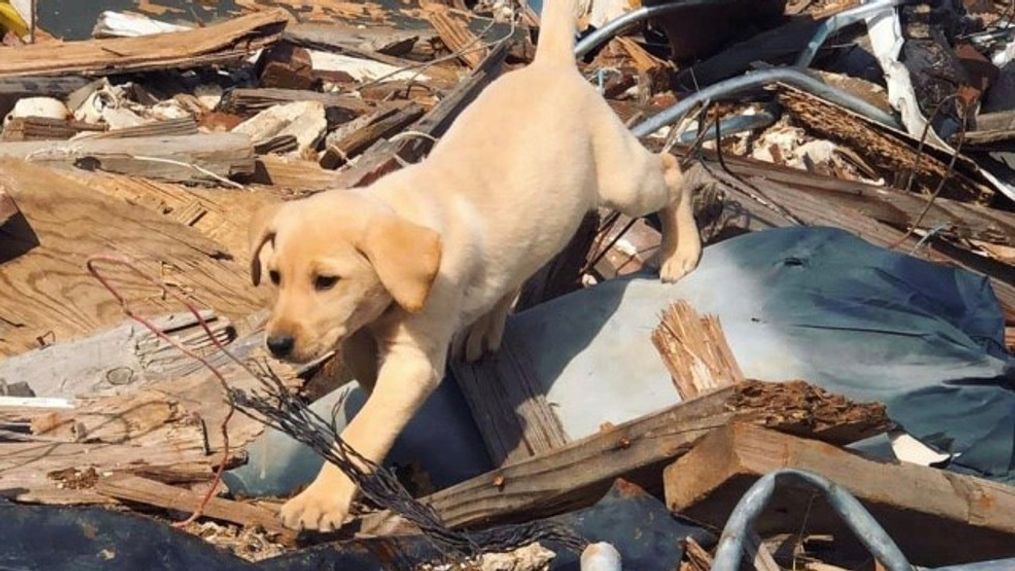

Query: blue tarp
227,227,1014,498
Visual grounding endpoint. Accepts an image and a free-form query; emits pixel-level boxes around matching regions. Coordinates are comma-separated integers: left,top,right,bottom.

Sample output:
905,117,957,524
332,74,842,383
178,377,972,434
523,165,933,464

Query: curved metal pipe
631,68,900,137
711,469,915,571
574,0,742,58
795,0,906,67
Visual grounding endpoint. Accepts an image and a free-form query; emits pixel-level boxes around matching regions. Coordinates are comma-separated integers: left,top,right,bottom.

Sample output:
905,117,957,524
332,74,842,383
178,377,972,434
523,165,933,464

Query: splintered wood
652,301,745,400
427,7,486,69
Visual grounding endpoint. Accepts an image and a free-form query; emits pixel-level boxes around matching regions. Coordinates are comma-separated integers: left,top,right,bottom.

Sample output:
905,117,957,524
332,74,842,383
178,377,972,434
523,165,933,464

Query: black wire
229,360,588,559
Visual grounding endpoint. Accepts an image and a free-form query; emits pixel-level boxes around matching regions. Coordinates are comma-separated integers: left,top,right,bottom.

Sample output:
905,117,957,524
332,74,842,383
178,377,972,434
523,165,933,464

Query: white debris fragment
92,10,192,39
308,51,429,83
3,97,69,126
478,543,555,571
580,542,622,571
233,101,327,158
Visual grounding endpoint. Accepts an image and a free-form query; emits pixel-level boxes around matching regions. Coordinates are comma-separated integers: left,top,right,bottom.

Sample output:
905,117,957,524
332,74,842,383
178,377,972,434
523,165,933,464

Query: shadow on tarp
0,481,712,571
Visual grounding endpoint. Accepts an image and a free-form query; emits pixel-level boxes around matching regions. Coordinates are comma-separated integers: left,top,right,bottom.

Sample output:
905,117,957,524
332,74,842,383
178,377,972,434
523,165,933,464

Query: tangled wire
230,360,588,558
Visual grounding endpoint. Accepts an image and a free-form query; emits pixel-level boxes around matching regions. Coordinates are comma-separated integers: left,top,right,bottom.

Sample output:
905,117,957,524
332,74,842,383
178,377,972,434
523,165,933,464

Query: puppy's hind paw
659,249,700,283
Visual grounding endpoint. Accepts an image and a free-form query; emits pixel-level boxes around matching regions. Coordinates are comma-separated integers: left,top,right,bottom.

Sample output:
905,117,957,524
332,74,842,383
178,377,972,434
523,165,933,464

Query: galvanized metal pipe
631,68,901,138
574,0,742,58
795,0,907,67
711,469,915,571
675,106,779,144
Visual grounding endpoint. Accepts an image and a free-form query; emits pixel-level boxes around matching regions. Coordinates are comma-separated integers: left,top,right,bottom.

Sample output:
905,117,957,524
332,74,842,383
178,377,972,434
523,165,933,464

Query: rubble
0,1,1013,570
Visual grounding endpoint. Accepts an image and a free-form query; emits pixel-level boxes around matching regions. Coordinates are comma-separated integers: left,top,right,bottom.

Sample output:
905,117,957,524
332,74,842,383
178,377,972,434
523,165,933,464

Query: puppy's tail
534,0,579,66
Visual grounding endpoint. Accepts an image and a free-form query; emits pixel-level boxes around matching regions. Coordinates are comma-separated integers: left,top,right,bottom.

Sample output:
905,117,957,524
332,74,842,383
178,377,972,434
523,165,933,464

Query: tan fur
249,0,702,531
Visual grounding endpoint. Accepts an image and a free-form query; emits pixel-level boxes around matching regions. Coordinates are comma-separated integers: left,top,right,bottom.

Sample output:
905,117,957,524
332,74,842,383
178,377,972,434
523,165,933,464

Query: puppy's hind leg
657,153,701,282
454,289,518,363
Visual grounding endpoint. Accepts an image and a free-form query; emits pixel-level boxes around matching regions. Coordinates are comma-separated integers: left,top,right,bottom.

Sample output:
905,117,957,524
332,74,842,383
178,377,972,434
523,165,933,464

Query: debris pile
0,1,1013,570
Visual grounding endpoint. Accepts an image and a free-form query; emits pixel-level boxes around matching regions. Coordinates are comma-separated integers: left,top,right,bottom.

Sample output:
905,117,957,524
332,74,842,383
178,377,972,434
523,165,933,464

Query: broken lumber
0,160,263,357
222,87,374,123
663,423,1015,566
652,301,745,400
1,116,106,141
95,475,293,540
413,380,888,528
0,187,17,227
450,338,569,466
332,38,509,188
0,10,289,79
0,133,255,184
283,21,431,60
776,84,996,203
320,103,425,169
427,7,486,69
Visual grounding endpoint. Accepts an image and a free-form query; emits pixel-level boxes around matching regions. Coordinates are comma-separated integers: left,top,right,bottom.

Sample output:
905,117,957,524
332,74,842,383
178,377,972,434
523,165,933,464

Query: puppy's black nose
266,334,294,358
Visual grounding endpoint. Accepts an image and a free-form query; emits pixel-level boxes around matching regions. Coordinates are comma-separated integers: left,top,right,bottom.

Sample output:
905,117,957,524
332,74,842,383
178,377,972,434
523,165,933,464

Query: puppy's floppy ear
248,202,281,286
360,214,442,313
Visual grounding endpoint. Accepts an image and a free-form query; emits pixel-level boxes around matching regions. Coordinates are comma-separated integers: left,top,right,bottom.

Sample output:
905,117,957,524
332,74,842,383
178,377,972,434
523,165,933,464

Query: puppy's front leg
279,343,442,531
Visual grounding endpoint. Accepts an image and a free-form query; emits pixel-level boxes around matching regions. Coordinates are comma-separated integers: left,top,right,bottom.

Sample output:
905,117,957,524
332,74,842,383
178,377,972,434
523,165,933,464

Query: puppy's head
249,191,442,363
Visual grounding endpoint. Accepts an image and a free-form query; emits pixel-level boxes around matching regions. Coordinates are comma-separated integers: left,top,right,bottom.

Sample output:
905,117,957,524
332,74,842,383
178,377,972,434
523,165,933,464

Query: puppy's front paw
279,477,355,531
660,248,700,283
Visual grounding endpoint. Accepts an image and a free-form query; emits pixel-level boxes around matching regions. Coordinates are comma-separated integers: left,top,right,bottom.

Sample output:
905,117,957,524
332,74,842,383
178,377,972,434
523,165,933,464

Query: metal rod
795,0,906,67
631,68,901,138
574,0,742,58
711,469,915,571
676,107,779,145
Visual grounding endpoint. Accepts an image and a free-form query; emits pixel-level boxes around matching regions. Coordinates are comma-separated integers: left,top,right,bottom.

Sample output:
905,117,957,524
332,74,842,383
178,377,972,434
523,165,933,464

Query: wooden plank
331,38,509,189
0,133,255,184
0,10,288,78
222,87,374,120
663,423,1015,565
283,21,432,60
0,159,264,357
0,187,17,226
320,103,425,169
449,338,569,466
427,7,485,69
95,474,293,539
412,381,889,528
251,155,351,194
1,117,107,141
85,117,198,140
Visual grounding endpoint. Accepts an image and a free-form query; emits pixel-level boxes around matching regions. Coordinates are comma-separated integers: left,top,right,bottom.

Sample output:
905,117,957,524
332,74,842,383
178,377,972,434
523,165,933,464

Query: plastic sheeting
228,226,1014,499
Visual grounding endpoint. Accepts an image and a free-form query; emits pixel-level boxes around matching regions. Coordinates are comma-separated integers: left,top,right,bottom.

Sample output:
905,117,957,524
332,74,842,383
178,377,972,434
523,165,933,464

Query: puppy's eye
314,275,339,291
269,270,280,286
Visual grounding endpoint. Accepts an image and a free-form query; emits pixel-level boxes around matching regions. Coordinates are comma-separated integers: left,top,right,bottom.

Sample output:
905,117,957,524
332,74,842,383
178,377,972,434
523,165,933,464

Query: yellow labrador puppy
249,0,701,531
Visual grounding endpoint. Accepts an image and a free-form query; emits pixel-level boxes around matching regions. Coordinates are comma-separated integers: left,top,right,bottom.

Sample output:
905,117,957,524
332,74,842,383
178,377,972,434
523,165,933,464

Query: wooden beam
449,338,569,466
663,423,1015,566
0,133,255,184
0,10,288,78
413,381,888,528
95,474,294,541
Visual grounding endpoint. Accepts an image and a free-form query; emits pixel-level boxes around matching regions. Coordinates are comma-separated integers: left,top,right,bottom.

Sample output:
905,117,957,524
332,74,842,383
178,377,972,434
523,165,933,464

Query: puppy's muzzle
266,334,295,358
